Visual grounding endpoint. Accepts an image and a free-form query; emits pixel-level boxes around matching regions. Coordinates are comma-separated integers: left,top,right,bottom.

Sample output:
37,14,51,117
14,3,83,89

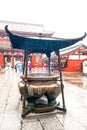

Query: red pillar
0,53,4,67
32,54,37,67
11,55,14,68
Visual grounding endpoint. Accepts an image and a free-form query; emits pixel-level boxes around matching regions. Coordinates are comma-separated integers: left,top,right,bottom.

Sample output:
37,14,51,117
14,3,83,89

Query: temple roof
51,44,87,58
0,43,11,49
0,20,54,37
60,43,85,55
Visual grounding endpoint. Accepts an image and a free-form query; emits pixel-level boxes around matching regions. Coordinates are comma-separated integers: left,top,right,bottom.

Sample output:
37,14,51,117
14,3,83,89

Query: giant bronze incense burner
5,25,86,117
19,73,61,104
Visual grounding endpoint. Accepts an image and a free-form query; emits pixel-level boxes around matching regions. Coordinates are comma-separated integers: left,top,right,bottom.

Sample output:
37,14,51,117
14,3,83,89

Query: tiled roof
51,43,87,57
0,43,11,49
60,43,84,55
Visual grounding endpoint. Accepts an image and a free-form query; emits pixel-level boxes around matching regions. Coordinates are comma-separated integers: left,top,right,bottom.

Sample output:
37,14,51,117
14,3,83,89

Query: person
43,62,47,72
28,64,32,73
14,64,17,72
50,61,54,72
19,63,24,73
50,65,54,72
58,63,60,72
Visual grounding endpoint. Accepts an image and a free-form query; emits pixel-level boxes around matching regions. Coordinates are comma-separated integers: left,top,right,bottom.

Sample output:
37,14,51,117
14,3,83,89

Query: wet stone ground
63,72,87,90
0,69,87,130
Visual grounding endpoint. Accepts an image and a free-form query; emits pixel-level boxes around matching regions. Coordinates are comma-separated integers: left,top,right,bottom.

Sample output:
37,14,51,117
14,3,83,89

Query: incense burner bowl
18,73,61,105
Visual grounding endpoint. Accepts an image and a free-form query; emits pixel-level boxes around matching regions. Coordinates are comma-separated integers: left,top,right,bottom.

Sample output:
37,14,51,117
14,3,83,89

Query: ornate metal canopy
5,25,86,56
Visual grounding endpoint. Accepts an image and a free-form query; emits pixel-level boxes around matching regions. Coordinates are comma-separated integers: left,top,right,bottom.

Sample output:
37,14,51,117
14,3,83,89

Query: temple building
49,43,87,72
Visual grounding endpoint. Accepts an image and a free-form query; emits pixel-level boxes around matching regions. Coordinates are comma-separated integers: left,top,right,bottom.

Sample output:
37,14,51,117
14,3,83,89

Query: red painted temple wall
62,60,82,72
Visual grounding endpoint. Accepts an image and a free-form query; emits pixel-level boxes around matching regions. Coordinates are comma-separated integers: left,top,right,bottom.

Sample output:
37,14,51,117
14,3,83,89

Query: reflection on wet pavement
63,72,87,90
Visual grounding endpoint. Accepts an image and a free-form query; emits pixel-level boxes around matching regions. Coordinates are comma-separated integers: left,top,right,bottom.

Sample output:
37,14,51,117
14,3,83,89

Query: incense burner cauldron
18,73,61,105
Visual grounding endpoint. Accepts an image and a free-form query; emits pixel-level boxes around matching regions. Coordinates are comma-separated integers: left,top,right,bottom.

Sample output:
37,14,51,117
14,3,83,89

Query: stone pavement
0,69,87,130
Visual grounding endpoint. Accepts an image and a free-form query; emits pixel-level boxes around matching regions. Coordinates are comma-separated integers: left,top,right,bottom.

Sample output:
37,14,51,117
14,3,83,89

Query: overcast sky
0,0,87,38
